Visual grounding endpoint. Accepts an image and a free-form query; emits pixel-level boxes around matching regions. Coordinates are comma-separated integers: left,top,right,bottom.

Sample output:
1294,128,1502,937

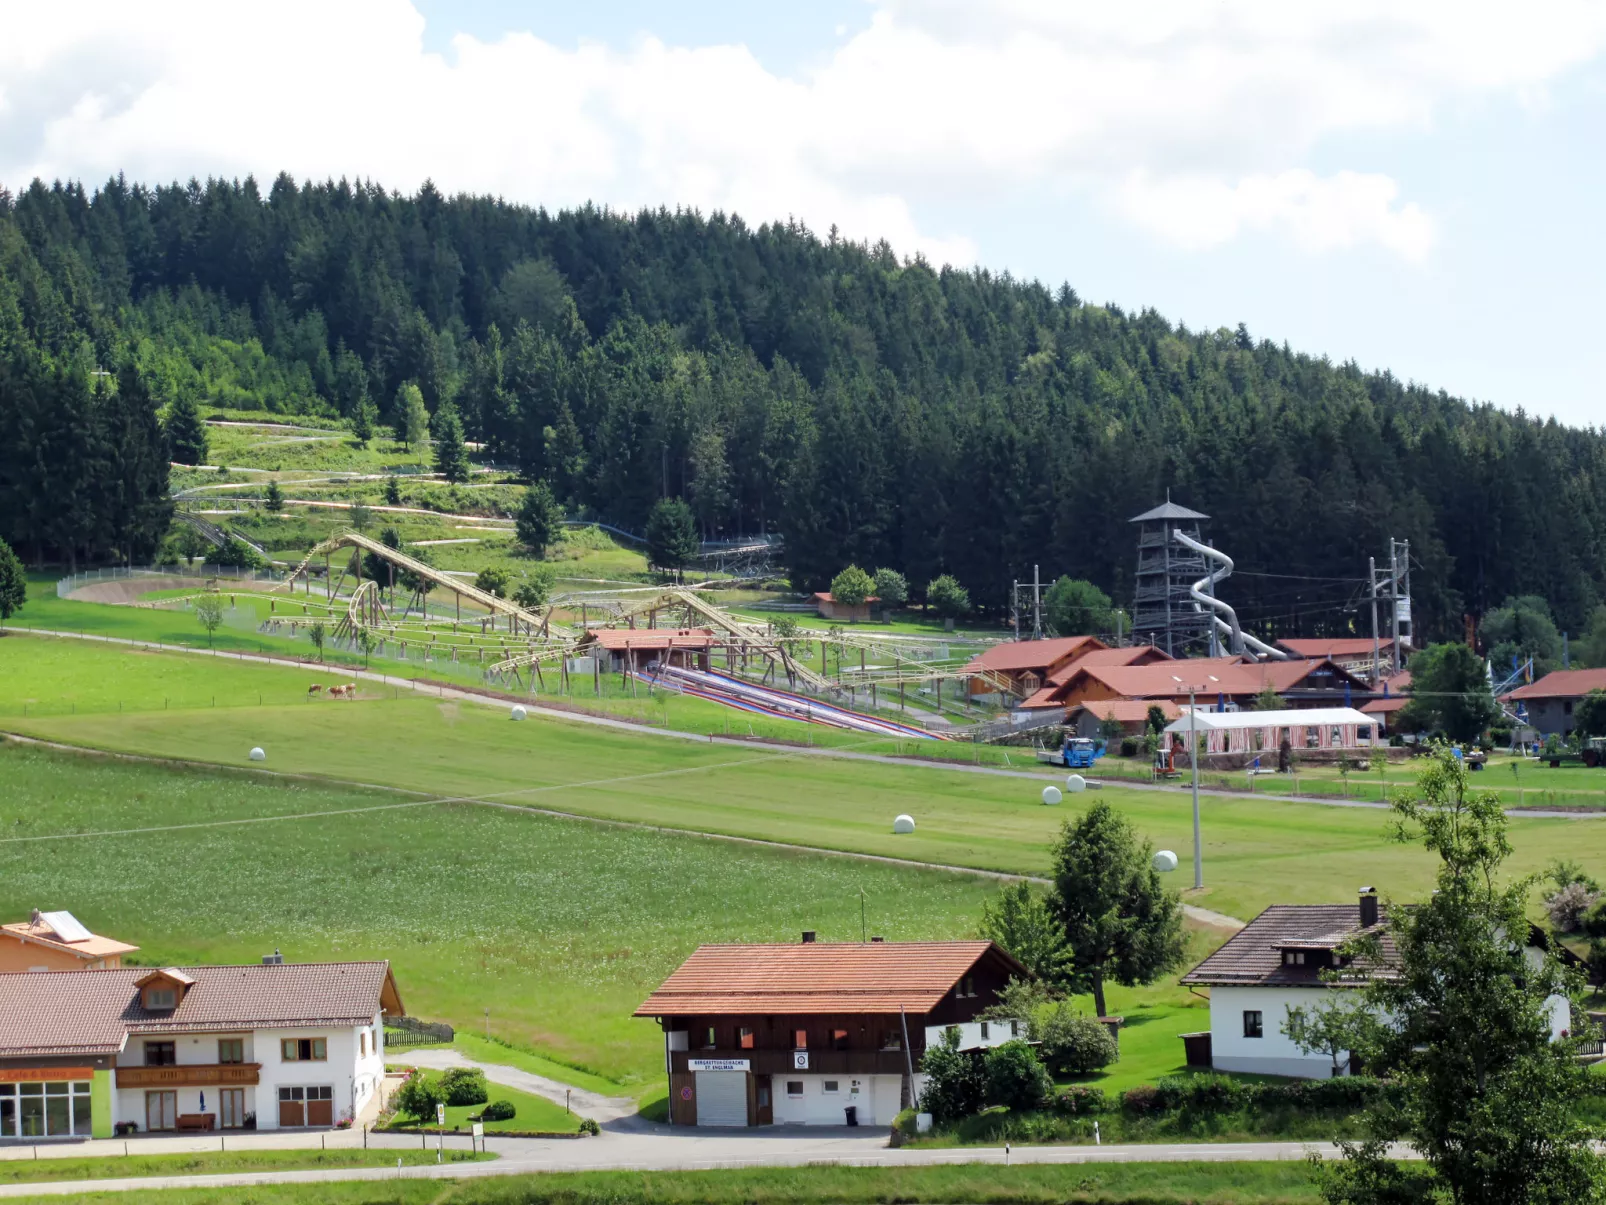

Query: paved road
0,1127,1388,1197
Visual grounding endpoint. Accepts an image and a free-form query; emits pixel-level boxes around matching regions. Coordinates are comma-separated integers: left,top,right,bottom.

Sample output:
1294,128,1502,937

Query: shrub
1036,1007,1118,1076
394,1071,443,1122
1119,737,1139,758
1051,1086,1109,1115
1120,1084,1163,1115
475,566,511,598
983,1040,1052,1111
479,1098,515,1121
439,1067,488,1107
578,1116,600,1135
1153,1073,1246,1112
1547,881,1599,932
918,1028,985,1123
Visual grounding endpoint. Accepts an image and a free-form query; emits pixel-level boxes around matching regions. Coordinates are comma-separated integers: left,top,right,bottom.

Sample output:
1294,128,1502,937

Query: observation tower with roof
1130,495,1212,656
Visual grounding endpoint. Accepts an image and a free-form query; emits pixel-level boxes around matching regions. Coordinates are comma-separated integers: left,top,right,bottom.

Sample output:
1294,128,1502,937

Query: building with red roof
1507,668,1606,736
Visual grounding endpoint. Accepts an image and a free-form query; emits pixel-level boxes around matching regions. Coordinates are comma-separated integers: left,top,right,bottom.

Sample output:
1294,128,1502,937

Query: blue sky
4,1,1603,425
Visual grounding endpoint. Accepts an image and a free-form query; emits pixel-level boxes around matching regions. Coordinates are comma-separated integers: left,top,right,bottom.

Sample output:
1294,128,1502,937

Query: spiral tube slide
1170,528,1287,660
654,665,945,740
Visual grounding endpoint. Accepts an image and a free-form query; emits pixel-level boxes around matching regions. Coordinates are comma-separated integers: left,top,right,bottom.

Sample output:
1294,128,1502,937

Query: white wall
255,1025,362,1130
1209,986,1348,1078
771,1073,902,1126
923,1019,1027,1052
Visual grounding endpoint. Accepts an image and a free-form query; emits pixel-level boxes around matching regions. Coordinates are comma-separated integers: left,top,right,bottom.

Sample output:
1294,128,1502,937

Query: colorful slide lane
652,666,946,741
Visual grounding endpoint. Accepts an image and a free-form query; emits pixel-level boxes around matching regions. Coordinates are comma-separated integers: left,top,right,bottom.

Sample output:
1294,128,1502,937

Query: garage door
694,1071,748,1126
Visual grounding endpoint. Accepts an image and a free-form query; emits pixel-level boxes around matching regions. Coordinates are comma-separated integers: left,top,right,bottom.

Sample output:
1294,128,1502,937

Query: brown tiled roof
1508,668,1606,701
1045,645,1170,686
635,941,1021,1016
1065,657,1366,701
1180,905,1395,987
586,628,715,651
0,963,403,1057
1361,696,1410,714
1069,699,1181,724
965,637,1104,675
1278,638,1394,658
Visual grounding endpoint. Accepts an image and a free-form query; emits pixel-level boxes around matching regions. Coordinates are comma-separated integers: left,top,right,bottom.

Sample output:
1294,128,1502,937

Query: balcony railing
116,1064,261,1088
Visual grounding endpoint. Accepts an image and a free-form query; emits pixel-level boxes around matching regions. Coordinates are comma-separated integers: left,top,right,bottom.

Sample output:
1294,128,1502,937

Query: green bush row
1052,1073,1388,1117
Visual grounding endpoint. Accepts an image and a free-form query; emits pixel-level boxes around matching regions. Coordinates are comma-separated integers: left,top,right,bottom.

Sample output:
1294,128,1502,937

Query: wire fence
56,564,287,599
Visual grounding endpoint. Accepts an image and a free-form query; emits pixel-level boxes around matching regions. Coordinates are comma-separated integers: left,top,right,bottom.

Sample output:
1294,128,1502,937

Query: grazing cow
307,684,324,696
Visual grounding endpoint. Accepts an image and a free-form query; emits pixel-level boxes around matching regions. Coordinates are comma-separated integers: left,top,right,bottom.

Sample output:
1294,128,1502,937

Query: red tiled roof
1045,645,1170,686
1069,699,1181,724
965,636,1104,675
634,941,1020,1016
1278,638,1394,658
0,963,403,1057
1180,905,1395,987
1019,687,1063,710
1361,696,1410,714
1508,668,1606,701
813,593,880,604
1067,657,1365,700
586,628,715,651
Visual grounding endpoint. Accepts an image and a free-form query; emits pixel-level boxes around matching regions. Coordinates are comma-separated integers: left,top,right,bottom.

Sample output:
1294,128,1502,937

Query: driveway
400,1047,637,1123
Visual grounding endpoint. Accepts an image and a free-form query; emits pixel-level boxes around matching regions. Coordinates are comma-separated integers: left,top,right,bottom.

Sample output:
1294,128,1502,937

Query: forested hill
2,173,1604,640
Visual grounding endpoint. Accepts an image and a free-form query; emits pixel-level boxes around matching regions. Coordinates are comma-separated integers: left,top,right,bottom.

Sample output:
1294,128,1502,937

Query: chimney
870,936,884,943
262,949,283,965
1358,887,1378,930
801,931,816,944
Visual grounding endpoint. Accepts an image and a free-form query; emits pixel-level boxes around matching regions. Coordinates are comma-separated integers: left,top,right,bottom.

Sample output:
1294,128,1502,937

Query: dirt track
65,576,206,604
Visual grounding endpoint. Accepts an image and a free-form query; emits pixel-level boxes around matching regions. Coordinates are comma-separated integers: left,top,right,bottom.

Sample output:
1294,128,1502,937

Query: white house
1180,888,1574,1078
0,959,403,1138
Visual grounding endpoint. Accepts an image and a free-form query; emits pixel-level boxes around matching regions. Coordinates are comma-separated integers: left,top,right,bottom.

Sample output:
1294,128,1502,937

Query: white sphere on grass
1153,849,1179,873
1041,785,1062,806
510,705,527,721
1065,774,1086,793
892,814,916,834
249,747,265,762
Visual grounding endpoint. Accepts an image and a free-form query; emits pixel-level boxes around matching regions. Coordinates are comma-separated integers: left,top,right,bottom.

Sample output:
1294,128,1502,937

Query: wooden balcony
672,1048,909,1077
116,1064,260,1088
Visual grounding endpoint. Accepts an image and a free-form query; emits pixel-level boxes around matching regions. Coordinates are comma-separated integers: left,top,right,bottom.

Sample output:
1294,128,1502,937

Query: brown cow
307,684,324,696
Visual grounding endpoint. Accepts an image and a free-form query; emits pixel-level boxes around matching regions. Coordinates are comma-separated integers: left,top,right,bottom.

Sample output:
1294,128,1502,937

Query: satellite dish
510,705,527,721
1153,849,1179,873
1065,774,1086,793
1041,785,1063,806
249,747,266,762
893,814,916,834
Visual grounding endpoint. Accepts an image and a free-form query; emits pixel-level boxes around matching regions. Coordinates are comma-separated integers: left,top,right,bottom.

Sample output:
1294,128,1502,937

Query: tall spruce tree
431,401,470,483
165,392,208,466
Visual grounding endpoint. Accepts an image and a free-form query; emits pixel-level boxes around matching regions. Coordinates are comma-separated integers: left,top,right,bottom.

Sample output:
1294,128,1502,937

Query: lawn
0,1148,488,1186
0,1162,1327,1204
0,741,1003,1092
378,1081,581,1134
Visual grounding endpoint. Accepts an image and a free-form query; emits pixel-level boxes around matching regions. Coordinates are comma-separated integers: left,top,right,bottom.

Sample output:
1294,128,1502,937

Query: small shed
581,628,717,672
813,592,881,623
1164,707,1381,759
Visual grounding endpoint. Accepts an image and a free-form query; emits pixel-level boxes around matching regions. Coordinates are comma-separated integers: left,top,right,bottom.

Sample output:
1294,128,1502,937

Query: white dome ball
1065,774,1086,793
1153,849,1179,873
510,705,527,721
1041,785,1063,806
249,747,265,762
892,814,916,834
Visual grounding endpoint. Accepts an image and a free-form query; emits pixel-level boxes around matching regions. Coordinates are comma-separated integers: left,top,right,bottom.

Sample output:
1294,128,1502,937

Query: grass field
376,1081,580,1133
0,1148,489,1187
0,1161,1326,1204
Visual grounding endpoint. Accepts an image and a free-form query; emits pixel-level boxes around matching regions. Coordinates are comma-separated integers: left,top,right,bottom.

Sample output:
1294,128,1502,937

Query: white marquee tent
1163,707,1380,755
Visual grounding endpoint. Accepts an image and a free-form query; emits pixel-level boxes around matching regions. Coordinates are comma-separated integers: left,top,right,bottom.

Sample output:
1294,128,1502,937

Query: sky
1,1,1603,426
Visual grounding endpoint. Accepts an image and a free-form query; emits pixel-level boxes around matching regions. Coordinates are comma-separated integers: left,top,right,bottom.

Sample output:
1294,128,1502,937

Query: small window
144,1041,176,1066
831,1028,849,1051
786,1081,803,1097
217,1039,244,1064
145,987,176,1010
738,1027,755,1050
960,976,975,997
882,1030,902,1050
281,1038,328,1062
704,1027,717,1049
359,1032,367,1058
793,1029,807,1049
1243,1010,1264,1039
1565,700,1575,715
980,1021,990,1039
822,1080,840,1094
1010,1020,1019,1037
1284,950,1305,966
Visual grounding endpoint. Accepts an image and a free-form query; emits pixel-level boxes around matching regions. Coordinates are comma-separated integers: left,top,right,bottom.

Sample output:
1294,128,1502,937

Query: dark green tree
1044,577,1115,637
1397,643,1499,743
646,498,699,578
1293,748,1604,1205
384,476,402,506
1050,801,1186,1017
917,1028,985,1124
982,1041,1052,1111
1481,594,1563,676
264,480,284,512
829,564,875,607
352,395,378,447
1574,689,1606,739
978,880,1069,984
165,393,208,466
431,401,470,483
872,568,908,608
475,566,511,598
927,574,970,619
515,480,564,556
0,537,25,620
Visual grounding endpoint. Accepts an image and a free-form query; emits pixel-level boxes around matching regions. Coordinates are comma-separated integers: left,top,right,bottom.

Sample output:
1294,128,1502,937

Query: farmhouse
0,959,402,1138
1506,668,1606,736
636,936,1025,1127
0,910,137,972
1179,889,1572,1078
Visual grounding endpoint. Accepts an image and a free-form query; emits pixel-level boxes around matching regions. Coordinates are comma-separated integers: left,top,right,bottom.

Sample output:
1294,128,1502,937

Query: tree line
4,174,1606,643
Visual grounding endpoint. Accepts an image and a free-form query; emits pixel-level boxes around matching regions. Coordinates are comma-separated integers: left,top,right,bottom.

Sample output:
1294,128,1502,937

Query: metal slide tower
1130,498,1213,656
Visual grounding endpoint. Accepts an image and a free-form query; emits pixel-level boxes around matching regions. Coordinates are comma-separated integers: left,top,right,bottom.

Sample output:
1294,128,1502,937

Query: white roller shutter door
695,1071,748,1126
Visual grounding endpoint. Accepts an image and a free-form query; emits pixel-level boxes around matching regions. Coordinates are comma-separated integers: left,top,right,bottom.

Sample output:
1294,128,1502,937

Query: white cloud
0,1,1603,264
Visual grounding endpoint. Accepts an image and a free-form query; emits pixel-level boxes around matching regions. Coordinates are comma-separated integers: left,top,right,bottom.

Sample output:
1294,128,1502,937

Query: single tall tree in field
1292,747,1603,1204
0,537,25,620
830,564,875,607
1050,801,1185,1017
397,382,429,454
432,402,471,483
646,498,698,579
165,393,208,466
352,395,378,447
516,480,564,556
193,593,224,648
264,480,284,512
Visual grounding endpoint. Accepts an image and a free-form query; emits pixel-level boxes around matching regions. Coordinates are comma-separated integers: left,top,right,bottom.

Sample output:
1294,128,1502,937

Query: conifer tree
431,401,470,483
165,392,208,466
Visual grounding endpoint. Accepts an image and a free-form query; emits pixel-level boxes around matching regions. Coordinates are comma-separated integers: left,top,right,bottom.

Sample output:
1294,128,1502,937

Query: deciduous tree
0,537,25,620
1397,643,1499,743
829,564,875,607
1044,577,1115,637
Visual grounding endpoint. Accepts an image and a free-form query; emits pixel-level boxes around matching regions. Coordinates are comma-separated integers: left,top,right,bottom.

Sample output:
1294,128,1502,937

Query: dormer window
1283,951,1306,967
144,986,177,1009
134,969,194,1011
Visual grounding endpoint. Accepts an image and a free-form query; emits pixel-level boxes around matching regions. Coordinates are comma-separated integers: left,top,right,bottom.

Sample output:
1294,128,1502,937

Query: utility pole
1032,564,1043,641
1389,539,1402,675
1369,556,1381,686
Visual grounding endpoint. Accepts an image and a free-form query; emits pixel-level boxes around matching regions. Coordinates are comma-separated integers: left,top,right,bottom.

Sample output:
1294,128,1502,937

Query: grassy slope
0,1162,1323,1204
0,1149,487,1187
377,1082,579,1133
